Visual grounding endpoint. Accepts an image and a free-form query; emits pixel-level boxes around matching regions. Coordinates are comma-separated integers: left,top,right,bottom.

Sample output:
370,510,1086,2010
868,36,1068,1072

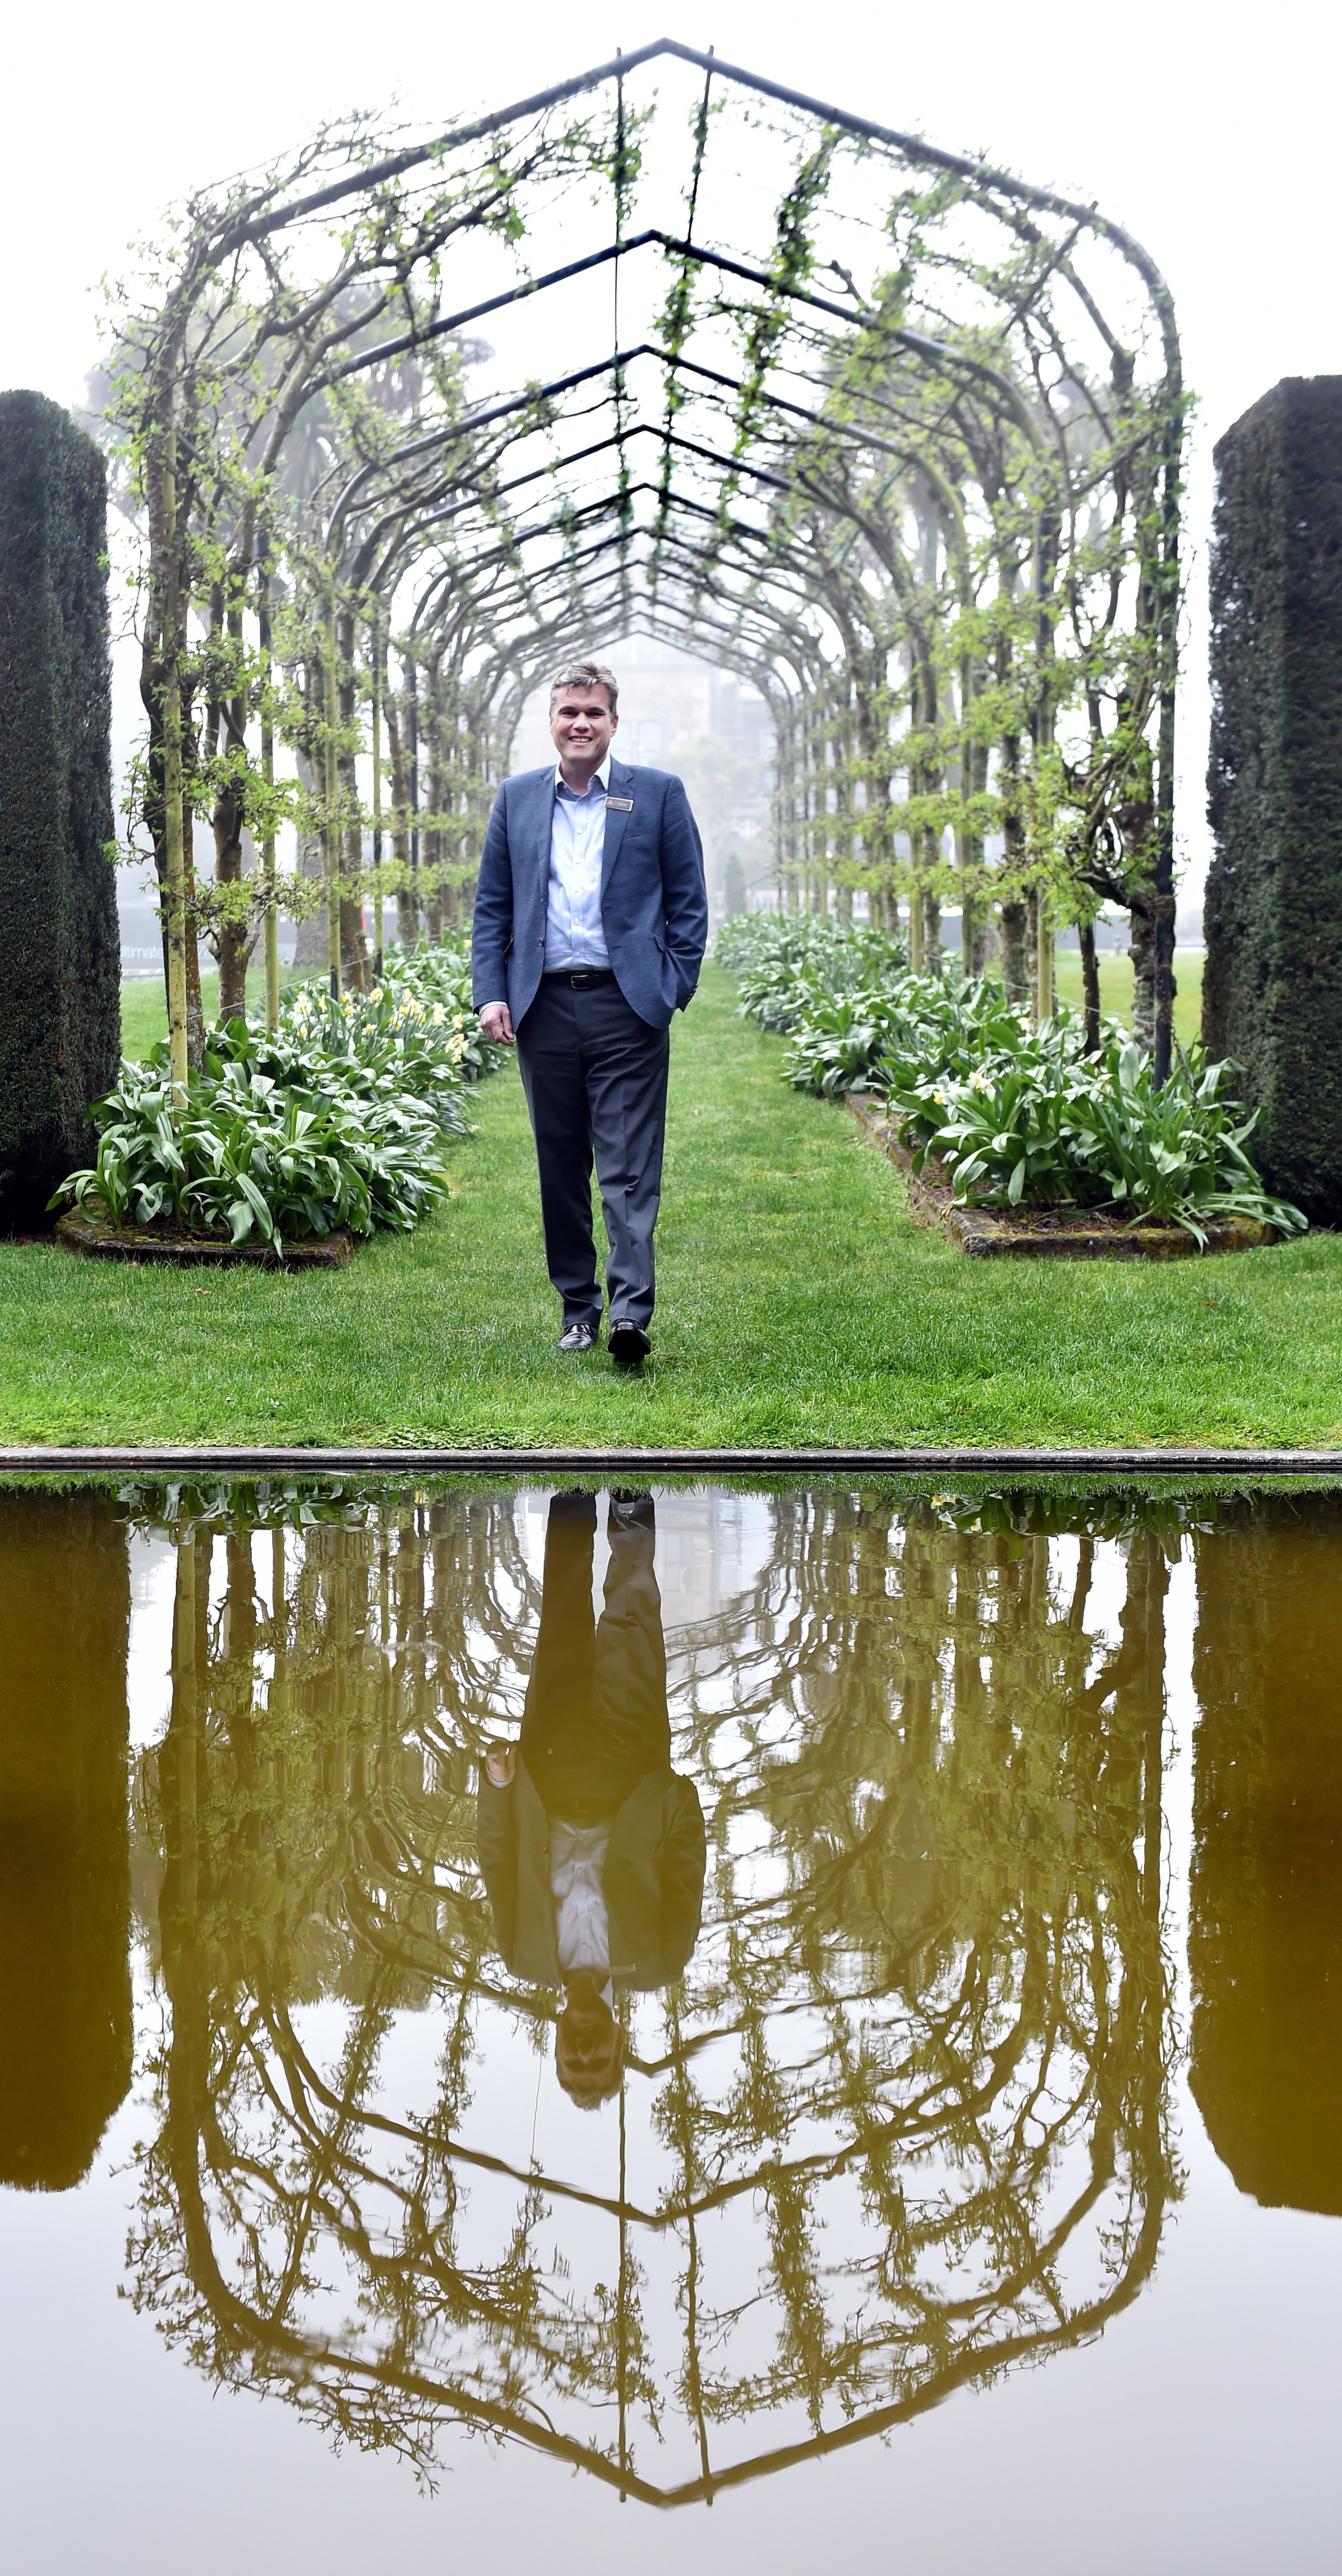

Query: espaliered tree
103,42,1183,1076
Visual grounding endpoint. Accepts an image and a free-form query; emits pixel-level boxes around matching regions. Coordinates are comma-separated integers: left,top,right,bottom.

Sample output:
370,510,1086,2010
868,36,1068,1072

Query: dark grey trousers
516,972,670,1332
520,1492,669,1823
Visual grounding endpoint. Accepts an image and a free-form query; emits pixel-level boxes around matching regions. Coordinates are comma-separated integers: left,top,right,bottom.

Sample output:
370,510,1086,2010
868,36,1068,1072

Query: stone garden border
55,1209,355,1270
847,1097,1274,1260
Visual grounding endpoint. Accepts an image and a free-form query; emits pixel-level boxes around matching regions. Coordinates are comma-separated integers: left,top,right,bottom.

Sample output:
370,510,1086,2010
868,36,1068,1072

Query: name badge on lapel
605,795,634,811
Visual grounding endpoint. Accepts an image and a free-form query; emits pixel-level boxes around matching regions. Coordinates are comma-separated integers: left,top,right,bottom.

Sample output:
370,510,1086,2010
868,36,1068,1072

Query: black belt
543,967,617,988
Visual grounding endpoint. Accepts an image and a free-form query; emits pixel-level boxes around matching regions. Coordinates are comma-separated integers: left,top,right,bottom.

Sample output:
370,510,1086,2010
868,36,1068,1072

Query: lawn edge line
0,1444,1339,1475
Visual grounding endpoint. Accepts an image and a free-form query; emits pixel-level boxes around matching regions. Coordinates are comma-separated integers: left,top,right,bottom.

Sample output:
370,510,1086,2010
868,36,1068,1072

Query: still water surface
1,1480,1338,2572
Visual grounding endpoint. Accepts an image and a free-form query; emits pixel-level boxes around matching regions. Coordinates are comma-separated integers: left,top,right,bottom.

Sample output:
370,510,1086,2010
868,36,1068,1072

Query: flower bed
716,915,1304,1247
52,940,500,1256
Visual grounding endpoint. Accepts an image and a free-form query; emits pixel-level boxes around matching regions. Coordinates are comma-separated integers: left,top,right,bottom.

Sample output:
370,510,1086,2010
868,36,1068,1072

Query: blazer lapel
535,766,557,876
600,759,634,894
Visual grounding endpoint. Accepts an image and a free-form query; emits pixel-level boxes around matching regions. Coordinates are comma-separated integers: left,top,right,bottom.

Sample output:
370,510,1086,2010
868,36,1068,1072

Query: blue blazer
471,758,708,1033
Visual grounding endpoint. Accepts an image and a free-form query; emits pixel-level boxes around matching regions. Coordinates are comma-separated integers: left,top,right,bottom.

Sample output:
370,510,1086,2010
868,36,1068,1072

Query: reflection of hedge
1190,1497,1342,2217
0,1492,131,2191
0,392,119,1227
1205,377,1342,1221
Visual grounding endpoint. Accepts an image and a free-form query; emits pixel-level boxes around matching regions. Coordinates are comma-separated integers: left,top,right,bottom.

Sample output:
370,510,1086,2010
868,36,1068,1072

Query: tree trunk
1000,900,1029,1006
181,732,205,1067
386,701,417,951
1078,918,1101,1053
921,887,942,977
367,613,384,981
213,777,248,1021
339,757,366,992
290,748,329,973
339,896,366,989
1129,906,1157,1050
338,612,367,993
1032,891,1055,1022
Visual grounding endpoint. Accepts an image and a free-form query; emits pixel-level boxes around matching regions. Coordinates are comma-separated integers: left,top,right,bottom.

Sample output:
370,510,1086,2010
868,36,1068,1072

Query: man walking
472,659,707,1363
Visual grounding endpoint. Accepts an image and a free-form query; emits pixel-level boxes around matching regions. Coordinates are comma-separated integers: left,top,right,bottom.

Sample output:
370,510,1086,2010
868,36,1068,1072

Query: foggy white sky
5,0,1337,908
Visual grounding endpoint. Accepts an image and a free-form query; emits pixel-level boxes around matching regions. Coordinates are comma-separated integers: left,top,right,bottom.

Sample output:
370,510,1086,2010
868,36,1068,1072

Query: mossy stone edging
54,1209,355,1270
847,1097,1273,1260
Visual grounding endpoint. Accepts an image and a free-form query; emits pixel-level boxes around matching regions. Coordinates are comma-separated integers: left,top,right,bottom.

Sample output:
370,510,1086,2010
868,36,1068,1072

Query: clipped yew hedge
0,391,119,1227
1205,376,1342,1222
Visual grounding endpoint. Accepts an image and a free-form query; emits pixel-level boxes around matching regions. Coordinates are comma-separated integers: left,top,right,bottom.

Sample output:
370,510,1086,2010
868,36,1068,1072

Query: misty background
6,0,1333,967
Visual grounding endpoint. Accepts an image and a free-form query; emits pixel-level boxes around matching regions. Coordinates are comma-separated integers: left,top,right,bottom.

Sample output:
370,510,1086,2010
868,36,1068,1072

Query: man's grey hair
548,658,619,716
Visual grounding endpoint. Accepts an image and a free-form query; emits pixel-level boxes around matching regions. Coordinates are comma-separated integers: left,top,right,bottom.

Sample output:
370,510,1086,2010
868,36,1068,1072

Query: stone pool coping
0,1445,1338,1475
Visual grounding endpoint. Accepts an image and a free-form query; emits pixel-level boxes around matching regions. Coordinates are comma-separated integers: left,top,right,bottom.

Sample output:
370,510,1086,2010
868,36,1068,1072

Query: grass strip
0,961,1338,1449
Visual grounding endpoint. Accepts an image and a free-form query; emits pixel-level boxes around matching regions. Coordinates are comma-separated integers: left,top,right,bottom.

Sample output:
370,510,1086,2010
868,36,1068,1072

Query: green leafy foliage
51,940,495,1252
716,911,909,1042
721,913,1306,1243
262,940,502,1114
58,1056,450,1248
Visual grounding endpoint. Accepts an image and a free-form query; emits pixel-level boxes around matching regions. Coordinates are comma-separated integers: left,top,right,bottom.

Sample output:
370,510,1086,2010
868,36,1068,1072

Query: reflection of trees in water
129,1491,1177,2504
1191,1495,1342,2216
0,1492,130,2191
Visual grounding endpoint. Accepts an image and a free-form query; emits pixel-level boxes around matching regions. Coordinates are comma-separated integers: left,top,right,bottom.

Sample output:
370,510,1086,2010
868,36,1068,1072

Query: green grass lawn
119,965,307,1060
1052,944,1204,1048
117,970,218,1060
116,945,1202,1061
2,959,1338,1450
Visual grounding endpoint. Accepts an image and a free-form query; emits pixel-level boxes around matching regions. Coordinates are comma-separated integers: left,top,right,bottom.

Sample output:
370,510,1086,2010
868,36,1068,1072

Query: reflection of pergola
127,39,1184,1063
130,1490,1177,2504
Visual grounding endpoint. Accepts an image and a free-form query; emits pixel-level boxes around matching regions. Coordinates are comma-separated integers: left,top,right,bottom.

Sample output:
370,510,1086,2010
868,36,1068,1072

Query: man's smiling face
550,684,618,778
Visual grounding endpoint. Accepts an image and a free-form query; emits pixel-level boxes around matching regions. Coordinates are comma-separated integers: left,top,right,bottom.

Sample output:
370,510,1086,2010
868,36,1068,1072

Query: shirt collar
554,752,612,800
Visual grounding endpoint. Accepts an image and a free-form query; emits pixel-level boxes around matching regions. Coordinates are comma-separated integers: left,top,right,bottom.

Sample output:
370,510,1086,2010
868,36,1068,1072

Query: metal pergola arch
112,34,1182,1081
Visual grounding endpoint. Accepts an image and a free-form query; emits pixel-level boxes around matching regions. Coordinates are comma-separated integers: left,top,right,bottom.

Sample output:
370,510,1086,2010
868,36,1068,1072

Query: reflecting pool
0,1479,1338,2573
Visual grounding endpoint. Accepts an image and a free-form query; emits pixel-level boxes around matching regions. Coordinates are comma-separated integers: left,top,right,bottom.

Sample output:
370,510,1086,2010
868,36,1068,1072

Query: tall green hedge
0,391,119,1227
1205,377,1342,1220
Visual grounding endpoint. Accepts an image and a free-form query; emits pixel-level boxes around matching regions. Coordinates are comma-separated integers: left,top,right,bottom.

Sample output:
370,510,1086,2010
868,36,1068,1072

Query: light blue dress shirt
544,754,611,971
550,1817,613,2001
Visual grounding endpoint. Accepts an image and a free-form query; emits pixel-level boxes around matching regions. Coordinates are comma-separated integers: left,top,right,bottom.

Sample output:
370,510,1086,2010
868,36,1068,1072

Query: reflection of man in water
479,1492,706,2107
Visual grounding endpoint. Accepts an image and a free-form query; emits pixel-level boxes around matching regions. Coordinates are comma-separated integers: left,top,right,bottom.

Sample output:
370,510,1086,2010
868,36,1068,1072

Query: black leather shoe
608,1319,652,1366
558,1319,599,1353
